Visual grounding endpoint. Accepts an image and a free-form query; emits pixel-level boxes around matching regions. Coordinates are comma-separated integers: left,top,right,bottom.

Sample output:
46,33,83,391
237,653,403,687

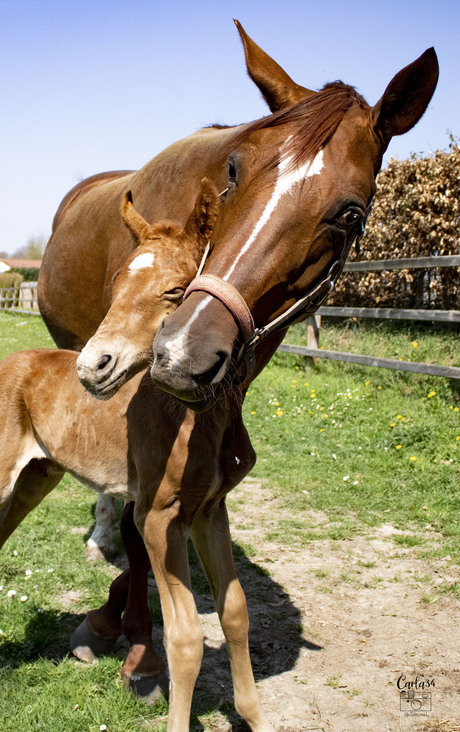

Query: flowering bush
330,142,460,309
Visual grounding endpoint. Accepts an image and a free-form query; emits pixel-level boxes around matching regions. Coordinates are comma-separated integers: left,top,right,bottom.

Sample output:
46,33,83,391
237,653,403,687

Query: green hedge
330,142,460,310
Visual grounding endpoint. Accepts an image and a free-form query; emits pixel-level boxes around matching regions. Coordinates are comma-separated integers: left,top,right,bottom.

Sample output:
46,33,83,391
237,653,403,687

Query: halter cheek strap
183,201,372,381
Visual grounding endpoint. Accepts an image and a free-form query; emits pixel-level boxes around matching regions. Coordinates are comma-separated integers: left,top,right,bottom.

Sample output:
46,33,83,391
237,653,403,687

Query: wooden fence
0,258,459,378
0,282,39,314
279,255,460,380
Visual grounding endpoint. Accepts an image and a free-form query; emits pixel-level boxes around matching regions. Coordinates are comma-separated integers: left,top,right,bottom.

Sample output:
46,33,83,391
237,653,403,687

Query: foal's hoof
122,671,169,705
70,617,120,662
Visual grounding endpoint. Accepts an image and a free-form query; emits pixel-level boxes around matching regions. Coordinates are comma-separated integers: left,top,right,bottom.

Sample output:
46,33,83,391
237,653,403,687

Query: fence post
305,314,321,366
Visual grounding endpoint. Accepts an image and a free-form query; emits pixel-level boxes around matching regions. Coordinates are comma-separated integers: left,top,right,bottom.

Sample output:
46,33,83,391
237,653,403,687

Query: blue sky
1,0,459,254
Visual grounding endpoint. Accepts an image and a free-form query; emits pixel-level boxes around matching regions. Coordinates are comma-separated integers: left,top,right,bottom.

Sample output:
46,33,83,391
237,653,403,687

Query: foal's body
0,179,219,697
0,350,255,699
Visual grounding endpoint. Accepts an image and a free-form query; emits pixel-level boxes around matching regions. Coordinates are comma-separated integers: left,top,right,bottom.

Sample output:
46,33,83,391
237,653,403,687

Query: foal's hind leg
0,459,65,549
191,500,275,732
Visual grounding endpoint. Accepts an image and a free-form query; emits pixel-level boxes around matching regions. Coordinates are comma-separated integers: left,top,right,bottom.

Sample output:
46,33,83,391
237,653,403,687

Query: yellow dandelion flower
292,379,298,384
320,428,325,432
396,445,402,450
285,429,289,434
377,386,382,390
251,411,256,415
455,408,459,412
365,381,370,386
276,409,284,417
397,415,403,419
427,391,436,398
409,456,417,461
456,436,460,441
412,341,418,348
304,382,309,386
390,423,396,428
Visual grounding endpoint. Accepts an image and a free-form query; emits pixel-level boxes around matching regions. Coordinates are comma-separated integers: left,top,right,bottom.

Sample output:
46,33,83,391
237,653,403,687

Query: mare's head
77,178,219,399
150,23,438,408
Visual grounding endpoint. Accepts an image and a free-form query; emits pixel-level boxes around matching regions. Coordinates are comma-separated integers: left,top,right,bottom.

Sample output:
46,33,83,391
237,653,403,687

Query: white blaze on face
223,144,324,281
128,252,155,272
163,295,213,366
160,144,325,367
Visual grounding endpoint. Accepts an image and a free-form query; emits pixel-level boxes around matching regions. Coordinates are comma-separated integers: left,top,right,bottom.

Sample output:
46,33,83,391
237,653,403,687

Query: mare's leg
119,501,167,701
72,502,167,700
191,500,275,732
0,459,64,549
137,500,204,732
85,494,118,561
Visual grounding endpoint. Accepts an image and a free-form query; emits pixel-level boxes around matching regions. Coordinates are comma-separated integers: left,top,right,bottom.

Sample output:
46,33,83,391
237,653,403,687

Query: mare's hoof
122,671,169,705
84,538,117,563
70,617,120,662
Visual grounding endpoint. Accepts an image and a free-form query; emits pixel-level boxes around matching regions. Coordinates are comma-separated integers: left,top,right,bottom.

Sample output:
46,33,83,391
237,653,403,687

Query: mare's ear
121,190,152,243
184,178,220,252
234,19,315,111
372,48,439,146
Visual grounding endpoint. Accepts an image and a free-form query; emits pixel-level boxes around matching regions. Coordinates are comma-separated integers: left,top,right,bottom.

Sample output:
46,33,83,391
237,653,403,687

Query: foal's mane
230,82,369,170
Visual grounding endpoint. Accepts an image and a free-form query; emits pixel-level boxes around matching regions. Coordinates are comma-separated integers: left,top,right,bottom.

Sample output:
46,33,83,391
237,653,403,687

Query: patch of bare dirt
193,478,460,732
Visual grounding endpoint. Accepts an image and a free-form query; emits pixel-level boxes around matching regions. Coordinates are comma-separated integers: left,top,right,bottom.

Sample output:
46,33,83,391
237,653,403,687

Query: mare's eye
163,287,184,302
228,159,237,185
336,208,363,230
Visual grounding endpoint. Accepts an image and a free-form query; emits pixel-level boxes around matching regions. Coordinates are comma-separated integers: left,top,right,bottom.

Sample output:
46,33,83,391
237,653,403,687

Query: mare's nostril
194,350,228,385
97,354,112,371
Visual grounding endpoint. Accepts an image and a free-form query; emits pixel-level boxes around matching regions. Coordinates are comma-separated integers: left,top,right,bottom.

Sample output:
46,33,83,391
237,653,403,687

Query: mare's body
35,21,438,732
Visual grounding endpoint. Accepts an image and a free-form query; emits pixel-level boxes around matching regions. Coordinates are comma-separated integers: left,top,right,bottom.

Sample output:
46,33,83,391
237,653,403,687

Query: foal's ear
372,48,439,146
121,190,152,243
184,178,220,248
234,19,315,112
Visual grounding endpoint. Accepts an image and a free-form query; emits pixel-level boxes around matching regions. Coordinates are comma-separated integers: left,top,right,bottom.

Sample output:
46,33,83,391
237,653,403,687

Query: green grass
244,319,460,560
0,311,459,729
0,312,54,358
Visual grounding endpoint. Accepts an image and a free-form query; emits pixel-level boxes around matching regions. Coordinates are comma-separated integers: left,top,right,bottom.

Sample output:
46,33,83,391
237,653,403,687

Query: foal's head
77,178,219,399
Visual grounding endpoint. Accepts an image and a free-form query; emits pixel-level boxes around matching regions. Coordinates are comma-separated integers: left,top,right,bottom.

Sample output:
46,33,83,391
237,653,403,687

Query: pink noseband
183,274,255,343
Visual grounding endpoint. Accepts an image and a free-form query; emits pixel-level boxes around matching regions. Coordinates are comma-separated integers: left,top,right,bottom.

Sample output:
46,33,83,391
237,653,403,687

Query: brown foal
0,178,218,695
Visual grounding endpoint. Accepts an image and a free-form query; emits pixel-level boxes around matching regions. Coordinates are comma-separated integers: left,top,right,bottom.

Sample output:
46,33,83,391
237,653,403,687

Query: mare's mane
226,81,369,170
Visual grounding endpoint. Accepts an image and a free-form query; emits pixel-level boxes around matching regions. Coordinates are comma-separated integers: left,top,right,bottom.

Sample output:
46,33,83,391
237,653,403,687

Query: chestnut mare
37,22,438,732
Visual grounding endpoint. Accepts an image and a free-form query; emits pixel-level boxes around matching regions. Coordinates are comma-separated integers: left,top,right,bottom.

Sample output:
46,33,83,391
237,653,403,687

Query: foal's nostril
97,354,112,371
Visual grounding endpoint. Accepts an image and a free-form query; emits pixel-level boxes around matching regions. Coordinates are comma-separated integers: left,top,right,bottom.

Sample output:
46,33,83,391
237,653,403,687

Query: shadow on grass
1,532,322,729
0,608,85,668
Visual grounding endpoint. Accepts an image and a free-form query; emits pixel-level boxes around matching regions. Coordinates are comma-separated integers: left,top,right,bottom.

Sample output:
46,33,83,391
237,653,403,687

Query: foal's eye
163,287,184,302
336,208,363,230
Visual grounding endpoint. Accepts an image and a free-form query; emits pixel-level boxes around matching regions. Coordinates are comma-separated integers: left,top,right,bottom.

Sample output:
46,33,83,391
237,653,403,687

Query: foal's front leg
191,500,275,732
137,499,204,732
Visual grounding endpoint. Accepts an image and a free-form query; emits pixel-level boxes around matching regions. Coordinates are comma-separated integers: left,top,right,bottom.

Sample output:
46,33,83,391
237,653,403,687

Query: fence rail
281,255,459,379
0,282,39,314
342,254,460,273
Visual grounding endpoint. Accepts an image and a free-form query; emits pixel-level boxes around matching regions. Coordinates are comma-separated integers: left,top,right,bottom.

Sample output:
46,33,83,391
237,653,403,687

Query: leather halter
183,204,372,380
